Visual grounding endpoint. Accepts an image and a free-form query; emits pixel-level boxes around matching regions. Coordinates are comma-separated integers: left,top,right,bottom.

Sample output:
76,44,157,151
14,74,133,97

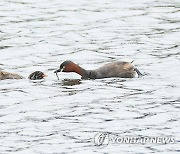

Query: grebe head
28,71,47,80
54,61,76,73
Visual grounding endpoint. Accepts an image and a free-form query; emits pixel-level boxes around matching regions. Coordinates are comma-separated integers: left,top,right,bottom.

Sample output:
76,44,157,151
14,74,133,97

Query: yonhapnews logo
94,132,175,148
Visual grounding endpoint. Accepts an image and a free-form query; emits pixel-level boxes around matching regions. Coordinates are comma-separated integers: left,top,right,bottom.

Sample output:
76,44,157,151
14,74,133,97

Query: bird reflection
62,79,81,86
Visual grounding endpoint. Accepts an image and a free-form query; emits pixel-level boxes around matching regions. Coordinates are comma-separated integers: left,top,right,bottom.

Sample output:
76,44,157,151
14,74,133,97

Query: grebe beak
54,68,62,73
42,73,48,77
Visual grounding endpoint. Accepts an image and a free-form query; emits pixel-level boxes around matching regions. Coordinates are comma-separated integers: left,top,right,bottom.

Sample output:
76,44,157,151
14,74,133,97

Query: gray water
0,0,180,153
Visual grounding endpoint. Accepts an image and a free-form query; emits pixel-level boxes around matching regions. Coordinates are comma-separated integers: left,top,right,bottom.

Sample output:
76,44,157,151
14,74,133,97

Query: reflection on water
0,0,180,153
62,79,82,86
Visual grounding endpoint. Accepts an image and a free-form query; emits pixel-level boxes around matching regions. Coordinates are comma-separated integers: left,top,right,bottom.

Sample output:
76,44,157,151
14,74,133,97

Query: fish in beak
54,69,61,80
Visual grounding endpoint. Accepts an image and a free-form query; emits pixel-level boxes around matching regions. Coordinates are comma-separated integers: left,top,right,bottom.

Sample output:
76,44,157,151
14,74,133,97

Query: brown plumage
54,61,142,79
0,71,23,80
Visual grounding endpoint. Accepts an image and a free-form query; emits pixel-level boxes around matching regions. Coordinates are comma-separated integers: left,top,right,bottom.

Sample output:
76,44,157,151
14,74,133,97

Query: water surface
0,0,180,153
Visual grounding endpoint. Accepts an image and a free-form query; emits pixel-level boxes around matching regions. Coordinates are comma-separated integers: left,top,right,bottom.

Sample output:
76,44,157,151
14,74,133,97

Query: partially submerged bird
0,71,47,80
0,71,23,80
28,71,47,80
54,60,142,79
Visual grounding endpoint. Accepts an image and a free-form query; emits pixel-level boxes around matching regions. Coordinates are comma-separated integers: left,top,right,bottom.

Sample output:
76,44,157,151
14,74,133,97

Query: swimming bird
28,71,47,80
0,71,23,80
0,71,47,80
54,60,142,79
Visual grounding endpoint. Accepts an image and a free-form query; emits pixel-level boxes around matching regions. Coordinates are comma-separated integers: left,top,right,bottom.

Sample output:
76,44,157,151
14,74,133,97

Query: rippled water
0,0,180,153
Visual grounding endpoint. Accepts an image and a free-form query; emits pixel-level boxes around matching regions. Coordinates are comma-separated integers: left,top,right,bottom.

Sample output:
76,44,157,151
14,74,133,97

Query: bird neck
72,63,89,78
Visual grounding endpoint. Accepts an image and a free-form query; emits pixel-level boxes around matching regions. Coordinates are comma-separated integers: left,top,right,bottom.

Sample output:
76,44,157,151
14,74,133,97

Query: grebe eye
62,66,65,70
60,66,66,72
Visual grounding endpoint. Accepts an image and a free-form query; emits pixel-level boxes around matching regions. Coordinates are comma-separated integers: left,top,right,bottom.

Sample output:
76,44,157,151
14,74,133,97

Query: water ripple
0,0,180,153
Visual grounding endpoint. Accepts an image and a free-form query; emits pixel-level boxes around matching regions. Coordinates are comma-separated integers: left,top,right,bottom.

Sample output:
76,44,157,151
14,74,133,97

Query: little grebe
0,71,23,80
54,61,142,79
28,71,47,80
